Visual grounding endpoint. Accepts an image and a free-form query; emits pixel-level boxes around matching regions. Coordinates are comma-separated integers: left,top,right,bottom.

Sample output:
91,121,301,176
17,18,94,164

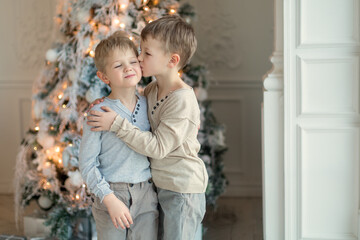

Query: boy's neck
107,87,138,111
155,69,187,94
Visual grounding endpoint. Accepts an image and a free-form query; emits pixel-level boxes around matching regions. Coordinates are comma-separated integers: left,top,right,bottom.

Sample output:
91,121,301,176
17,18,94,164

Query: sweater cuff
110,115,123,133
98,188,113,203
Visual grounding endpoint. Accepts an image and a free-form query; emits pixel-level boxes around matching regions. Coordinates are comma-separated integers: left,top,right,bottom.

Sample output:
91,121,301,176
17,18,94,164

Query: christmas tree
14,0,227,238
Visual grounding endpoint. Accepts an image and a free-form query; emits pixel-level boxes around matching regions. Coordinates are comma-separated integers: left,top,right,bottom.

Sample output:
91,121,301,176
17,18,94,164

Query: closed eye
146,52,151,56
115,65,122,68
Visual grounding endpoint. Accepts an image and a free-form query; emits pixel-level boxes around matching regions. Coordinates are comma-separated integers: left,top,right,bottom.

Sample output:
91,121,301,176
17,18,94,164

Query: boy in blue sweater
79,31,158,240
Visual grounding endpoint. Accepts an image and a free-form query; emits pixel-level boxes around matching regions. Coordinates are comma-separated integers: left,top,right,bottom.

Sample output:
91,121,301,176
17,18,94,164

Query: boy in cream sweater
87,15,208,240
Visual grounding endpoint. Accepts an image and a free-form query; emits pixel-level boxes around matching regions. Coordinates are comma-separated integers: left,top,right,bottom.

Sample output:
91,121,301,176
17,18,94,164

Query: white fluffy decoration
98,24,109,35
85,88,102,103
42,166,53,178
65,178,78,193
45,49,58,62
68,69,77,82
77,10,90,24
37,132,55,149
68,170,83,188
194,87,208,101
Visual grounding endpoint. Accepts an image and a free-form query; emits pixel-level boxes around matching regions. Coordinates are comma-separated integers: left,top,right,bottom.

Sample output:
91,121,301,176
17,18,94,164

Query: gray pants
157,188,206,240
92,180,158,240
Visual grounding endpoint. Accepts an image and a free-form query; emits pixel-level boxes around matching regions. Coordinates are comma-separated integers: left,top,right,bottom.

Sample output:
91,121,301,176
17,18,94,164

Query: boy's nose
138,54,143,62
124,65,132,72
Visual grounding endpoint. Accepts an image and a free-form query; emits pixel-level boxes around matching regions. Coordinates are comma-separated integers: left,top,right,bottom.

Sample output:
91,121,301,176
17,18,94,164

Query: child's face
102,47,142,88
138,36,171,77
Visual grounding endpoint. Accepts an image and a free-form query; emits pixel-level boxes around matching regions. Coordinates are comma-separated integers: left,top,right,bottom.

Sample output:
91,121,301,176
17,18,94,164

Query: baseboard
222,185,262,197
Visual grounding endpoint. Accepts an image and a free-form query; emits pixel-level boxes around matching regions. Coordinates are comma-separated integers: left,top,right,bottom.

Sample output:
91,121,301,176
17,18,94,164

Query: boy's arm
79,122,133,229
79,123,112,202
109,115,197,159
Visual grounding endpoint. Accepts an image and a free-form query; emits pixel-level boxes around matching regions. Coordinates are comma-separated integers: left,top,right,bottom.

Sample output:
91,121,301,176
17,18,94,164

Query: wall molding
0,81,33,89
209,79,263,90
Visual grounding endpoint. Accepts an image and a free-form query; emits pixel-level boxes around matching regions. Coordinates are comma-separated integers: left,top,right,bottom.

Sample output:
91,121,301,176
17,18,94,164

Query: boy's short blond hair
141,15,197,70
94,31,138,73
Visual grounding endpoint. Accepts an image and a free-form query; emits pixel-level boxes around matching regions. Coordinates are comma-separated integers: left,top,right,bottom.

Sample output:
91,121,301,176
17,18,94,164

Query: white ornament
37,133,55,149
201,155,211,164
68,69,77,82
37,194,53,210
65,178,77,193
68,170,83,188
77,10,90,24
195,87,208,101
45,49,58,62
98,24,109,35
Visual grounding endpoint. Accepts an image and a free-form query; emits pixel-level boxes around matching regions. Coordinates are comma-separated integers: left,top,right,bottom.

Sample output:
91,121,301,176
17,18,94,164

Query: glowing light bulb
58,94,63,100
50,126,55,130
89,20,95,27
148,20,153,23
144,6,149,11
58,159,62,164
120,4,127,10
89,50,95,57
34,126,40,131
82,184,86,188
69,143,73,147
143,0,148,4
75,194,80,200
120,23,125,29
113,18,120,25
84,112,88,117
55,147,60,153
34,146,38,151
62,104,67,108
170,9,176,14
129,36,134,41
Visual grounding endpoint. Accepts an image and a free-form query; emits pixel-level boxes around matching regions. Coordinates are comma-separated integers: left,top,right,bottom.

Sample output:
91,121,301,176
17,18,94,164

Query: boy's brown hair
94,31,138,73
141,15,197,69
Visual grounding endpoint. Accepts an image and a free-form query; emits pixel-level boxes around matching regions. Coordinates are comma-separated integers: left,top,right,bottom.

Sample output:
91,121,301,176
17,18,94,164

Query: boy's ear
168,53,181,69
97,71,110,85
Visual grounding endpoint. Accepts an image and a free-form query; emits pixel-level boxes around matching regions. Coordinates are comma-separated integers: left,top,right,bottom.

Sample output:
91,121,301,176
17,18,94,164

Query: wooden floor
0,194,263,239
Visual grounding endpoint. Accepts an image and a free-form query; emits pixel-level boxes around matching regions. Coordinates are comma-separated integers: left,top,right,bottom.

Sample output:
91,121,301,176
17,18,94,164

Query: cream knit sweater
110,81,208,193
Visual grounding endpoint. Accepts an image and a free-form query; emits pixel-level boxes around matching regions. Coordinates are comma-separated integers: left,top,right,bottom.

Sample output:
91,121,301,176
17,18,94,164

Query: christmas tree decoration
14,0,227,238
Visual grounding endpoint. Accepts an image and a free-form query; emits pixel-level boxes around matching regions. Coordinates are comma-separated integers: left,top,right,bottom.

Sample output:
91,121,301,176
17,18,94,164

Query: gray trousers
92,180,158,240
157,188,206,240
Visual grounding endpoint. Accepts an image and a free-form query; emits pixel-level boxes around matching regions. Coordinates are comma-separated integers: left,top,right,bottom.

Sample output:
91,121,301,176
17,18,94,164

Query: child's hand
87,97,105,112
103,193,133,229
87,106,117,131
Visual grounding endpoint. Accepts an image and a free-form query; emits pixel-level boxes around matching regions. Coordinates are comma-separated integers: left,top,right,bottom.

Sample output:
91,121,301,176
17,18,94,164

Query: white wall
0,0,56,193
0,0,274,196
188,0,273,196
